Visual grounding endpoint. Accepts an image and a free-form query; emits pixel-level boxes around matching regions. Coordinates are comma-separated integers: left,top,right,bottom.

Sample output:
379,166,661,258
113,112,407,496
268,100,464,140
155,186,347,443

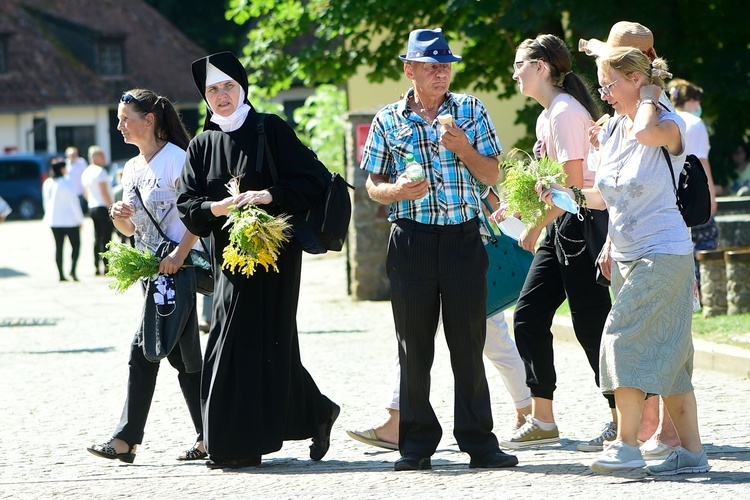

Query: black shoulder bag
133,187,214,296
256,113,353,254
660,148,711,227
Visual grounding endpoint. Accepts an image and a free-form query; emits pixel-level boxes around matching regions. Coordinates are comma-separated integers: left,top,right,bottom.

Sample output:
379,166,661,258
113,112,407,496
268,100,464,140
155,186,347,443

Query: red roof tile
0,0,208,111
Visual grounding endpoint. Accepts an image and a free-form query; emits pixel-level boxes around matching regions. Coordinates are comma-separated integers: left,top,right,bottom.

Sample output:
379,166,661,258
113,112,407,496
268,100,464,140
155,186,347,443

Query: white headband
205,61,233,87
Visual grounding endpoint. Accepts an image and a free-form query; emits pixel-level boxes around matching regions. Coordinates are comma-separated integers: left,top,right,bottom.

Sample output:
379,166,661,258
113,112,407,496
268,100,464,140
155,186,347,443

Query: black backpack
257,114,353,254
660,148,711,227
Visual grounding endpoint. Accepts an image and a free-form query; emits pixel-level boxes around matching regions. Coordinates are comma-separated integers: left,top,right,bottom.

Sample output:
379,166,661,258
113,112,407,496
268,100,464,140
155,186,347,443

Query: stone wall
345,113,391,300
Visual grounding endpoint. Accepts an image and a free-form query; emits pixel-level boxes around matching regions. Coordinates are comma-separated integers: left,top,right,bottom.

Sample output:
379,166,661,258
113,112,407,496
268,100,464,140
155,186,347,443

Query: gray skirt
600,253,695,396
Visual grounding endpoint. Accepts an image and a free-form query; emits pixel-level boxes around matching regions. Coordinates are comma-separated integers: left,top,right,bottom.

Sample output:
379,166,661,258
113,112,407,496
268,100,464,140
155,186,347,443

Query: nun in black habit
177,51,340,469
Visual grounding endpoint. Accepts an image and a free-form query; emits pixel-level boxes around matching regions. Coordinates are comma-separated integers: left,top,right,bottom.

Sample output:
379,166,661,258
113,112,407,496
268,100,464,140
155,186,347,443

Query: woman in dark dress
177,51,339,469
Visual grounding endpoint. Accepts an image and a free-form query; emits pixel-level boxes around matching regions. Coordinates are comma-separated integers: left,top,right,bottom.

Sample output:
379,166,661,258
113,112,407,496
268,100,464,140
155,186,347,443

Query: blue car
0,153,62,220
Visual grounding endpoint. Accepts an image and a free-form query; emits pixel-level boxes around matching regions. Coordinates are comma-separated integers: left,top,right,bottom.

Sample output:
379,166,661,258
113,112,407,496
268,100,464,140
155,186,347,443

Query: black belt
394,217,480,233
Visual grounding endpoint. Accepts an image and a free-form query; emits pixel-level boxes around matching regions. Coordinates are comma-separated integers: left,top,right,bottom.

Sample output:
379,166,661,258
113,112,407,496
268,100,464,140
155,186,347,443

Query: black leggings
513,212,615,408
89,206,114,270
51,226,80,280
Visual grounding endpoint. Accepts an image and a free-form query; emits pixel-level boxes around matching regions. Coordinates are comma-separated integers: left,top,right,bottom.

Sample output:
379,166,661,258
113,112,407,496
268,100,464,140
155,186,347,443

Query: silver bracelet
637,99,657,108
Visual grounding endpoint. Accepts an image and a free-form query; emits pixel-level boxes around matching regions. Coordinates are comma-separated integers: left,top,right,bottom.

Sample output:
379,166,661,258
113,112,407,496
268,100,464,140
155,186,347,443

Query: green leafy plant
293,84,346,176
501,151,567,229
101,242,161,294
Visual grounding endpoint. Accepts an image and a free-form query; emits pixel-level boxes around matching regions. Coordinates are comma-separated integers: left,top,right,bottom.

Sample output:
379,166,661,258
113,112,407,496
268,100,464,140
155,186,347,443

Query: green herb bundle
501,152,567,229
101,242,161,294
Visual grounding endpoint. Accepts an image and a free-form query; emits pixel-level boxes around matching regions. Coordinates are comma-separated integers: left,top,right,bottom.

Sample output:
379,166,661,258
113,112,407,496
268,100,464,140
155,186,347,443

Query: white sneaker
577,422,617,452
646,448,711,476
590,440,646,472
640,439,676,460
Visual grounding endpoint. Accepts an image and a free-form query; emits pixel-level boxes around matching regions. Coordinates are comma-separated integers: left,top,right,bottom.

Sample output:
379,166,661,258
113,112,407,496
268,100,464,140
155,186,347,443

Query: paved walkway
1,219,748,498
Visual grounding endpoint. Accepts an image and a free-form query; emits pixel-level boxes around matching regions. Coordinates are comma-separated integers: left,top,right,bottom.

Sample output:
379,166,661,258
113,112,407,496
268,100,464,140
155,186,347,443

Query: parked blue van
0,153,61,220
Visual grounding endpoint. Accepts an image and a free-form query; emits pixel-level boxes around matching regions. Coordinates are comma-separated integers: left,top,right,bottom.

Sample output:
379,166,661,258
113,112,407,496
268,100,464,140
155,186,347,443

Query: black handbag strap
660,147,679,195
133,186,171,241
133,186,210,255
256,113,279,185
613,114,678,195
480,198,499,243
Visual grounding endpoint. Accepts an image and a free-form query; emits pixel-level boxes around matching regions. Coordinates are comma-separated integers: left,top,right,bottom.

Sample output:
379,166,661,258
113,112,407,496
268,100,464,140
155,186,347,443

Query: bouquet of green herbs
221,177,293,277
101,242,161,294
501,151,567,229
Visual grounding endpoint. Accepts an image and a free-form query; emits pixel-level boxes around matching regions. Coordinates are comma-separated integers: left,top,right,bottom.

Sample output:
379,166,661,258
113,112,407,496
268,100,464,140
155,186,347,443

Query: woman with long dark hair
87,89,204,464
494,34,616,452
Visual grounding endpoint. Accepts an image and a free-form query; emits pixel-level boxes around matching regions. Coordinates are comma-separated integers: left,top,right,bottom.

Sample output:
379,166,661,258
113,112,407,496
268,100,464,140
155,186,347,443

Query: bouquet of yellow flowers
221,177,293,277
501,151,567,229
101,242,162,294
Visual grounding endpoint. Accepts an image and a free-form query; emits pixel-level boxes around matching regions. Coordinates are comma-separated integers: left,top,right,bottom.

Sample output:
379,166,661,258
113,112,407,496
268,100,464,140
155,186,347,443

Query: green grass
691,312,750,348
553,300,750,349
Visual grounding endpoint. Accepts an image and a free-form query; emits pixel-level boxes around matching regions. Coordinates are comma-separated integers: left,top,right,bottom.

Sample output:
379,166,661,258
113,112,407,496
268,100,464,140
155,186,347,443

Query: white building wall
0,114,20,154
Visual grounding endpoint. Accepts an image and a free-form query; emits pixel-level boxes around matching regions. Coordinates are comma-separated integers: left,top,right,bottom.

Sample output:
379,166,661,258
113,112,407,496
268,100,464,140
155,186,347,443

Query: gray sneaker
590,440,646,472
577,422,617,452
499,415,560,449
646,448,711,476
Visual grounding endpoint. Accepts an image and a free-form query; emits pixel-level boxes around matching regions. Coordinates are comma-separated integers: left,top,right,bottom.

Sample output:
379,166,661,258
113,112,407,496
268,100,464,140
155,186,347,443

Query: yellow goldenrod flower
220,176,293,277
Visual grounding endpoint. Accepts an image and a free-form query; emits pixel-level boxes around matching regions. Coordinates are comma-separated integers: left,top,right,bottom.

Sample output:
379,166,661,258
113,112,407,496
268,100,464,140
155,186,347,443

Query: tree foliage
144,0,247,54
227,0,747,185
293,85,347,175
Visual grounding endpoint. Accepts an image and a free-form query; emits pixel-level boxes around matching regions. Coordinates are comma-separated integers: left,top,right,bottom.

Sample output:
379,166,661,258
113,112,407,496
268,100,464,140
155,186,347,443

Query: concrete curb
551,316,750,379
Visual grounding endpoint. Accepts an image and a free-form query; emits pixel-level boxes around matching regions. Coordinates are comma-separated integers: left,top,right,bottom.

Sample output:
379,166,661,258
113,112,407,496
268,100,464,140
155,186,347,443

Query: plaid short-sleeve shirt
360,89,503,225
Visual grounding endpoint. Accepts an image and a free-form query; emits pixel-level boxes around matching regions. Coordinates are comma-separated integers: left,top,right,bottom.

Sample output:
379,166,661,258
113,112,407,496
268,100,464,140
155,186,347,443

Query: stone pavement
1,219,749,499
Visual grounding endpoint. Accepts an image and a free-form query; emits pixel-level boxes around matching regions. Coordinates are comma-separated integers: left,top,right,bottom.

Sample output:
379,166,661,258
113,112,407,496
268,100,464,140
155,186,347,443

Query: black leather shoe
310,402,340,461
469,450,519,468
394,454,432,471
205,456,261,469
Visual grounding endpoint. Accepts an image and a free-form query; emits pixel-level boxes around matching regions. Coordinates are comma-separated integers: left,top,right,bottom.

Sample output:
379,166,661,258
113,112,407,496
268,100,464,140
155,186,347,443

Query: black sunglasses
120,92,152,112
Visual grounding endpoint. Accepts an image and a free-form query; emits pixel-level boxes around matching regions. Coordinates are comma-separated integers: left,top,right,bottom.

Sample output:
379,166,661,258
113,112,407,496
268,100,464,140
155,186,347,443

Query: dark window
283,99,307,127
97,40,124,76
178,108,200,137
55,126,95,158
33,118,48,152
0,36,7,73
0,161,39,181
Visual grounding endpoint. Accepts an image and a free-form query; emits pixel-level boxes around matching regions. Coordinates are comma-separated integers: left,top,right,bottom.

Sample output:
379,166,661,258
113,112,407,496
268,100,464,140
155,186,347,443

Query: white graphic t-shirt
120,142,191,254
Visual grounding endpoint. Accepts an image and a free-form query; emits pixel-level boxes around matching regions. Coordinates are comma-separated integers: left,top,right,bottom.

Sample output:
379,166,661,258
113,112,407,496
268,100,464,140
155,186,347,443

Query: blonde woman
540,47,710,475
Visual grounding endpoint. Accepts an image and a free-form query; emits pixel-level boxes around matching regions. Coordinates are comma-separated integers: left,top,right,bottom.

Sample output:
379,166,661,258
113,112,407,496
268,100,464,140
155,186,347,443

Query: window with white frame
97,39,124,76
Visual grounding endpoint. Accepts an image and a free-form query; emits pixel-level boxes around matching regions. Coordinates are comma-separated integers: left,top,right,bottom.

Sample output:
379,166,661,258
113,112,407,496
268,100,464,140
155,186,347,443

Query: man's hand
396,174,429,201
439,121,471,156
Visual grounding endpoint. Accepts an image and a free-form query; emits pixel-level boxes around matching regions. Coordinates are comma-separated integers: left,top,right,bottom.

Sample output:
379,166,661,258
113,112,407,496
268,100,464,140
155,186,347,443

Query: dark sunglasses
120,92,152,112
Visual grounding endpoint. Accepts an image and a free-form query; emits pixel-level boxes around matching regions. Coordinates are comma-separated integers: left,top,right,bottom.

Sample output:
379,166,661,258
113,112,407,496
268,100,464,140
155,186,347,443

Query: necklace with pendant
614,120,636,187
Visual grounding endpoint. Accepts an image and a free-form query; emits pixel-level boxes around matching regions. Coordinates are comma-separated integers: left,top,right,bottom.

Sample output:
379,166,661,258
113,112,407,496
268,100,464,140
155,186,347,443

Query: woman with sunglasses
87,89,204,464
493,35,617,452
540,46,709,475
